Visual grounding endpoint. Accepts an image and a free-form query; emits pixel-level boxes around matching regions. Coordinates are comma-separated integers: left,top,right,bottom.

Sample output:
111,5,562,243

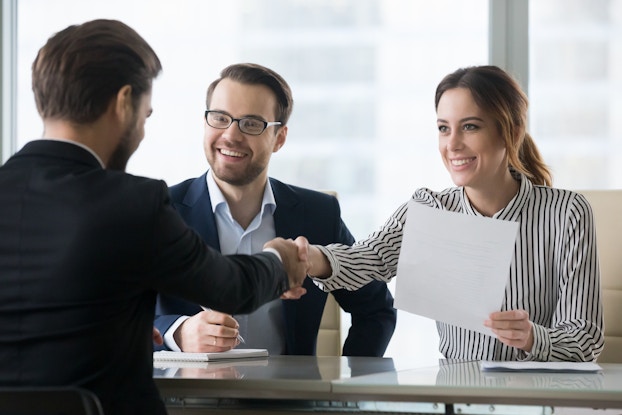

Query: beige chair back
317,292,342,356
579,190,622,363
315,190,342,356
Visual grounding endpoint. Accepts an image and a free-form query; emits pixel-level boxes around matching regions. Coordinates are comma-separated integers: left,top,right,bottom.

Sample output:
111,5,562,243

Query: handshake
264,236,326,300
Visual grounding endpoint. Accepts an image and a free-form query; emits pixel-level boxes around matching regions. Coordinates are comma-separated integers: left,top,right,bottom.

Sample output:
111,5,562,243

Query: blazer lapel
178,174,221,251
270,178,304,239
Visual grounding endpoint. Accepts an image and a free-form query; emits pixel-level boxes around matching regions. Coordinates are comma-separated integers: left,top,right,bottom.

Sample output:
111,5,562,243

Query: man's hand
264,236,310,295
484,309,534,352
280,285,307,300
153,327,163,346
174,309,241,353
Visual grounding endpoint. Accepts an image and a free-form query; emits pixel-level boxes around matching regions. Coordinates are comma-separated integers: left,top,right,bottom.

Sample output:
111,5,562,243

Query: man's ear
273,125,288,153
115,85,133,123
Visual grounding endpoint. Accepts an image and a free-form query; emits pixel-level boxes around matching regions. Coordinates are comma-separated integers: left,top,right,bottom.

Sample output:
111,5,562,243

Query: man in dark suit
0,20,306,415
155,63,396,357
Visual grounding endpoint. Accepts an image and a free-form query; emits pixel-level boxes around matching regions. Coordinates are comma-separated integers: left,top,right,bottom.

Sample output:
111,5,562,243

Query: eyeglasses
204,110,282,136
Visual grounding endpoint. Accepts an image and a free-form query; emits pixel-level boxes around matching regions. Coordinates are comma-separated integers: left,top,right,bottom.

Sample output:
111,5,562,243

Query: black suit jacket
155,173,396,356
0,141,289,415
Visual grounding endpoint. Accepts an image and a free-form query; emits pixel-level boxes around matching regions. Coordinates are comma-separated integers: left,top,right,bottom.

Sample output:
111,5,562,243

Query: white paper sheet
394,201,519,336
480,361,602,372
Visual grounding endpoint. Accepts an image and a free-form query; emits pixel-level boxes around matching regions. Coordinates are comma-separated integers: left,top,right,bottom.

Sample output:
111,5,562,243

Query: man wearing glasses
154,63,396,356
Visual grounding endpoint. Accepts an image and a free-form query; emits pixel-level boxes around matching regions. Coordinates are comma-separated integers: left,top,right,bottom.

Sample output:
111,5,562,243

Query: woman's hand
484,309,534,352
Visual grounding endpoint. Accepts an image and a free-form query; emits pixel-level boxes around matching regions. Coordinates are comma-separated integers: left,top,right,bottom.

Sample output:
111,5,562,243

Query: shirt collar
459,169,531,220
205,170,277,215
40,138,105,168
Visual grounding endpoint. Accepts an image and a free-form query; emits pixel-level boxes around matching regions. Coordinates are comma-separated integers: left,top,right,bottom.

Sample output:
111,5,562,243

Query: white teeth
451,158,473,166
220,149,244,158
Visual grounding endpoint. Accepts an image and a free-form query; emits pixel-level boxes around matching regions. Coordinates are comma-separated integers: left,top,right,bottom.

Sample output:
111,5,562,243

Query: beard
211,161,267,186
108,114,140,171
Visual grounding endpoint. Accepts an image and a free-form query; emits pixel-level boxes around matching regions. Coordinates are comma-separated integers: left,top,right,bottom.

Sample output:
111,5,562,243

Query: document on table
394,201,519,336
154,357,269,370
153,348,268,362
480,361,603,373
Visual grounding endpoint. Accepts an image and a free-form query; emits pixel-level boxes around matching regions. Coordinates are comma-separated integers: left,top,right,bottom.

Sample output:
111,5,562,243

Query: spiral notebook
153,349,268,362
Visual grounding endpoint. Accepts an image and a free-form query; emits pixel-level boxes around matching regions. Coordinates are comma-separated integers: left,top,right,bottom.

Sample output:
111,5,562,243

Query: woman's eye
463,123,478,131
438,125,448,133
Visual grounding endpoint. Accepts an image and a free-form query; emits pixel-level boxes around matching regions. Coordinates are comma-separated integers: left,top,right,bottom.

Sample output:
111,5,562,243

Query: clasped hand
264,236,311,300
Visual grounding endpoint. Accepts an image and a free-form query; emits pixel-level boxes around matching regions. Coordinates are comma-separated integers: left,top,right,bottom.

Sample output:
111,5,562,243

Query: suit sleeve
330,216,397,357
149,182,289,316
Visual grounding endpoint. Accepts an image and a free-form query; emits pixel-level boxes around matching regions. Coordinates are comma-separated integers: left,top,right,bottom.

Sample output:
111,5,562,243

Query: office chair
315,190,343,357
0,386,104,415
579,190,622,363
317,292,342,356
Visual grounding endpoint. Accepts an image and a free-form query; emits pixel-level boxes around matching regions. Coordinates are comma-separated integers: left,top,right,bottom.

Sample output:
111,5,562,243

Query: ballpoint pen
201,306,245,344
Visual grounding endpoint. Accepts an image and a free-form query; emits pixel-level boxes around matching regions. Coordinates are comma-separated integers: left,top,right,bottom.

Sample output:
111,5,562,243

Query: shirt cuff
308,245,343,292
163,316,190,352
527,323,551,361
262,247,282,263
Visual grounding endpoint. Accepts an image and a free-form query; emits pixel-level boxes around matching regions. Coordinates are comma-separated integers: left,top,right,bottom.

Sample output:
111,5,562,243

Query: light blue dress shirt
206,171,286,354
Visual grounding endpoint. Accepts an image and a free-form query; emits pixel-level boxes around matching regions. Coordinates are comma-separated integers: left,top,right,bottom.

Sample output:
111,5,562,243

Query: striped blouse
313,172,604,361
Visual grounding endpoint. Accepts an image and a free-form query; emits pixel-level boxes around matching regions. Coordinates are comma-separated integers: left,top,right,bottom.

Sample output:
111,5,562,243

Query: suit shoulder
107,171,167,195
269,178,339,205
168,177,199,202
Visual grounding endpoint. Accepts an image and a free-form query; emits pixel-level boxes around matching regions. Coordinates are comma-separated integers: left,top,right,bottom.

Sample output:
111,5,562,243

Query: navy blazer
155,174,396,356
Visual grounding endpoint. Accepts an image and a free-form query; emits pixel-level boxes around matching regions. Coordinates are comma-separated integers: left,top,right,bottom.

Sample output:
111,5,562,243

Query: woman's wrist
307,245,331,279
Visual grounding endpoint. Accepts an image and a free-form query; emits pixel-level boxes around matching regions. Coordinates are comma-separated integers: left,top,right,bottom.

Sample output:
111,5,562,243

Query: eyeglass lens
206,111,266,135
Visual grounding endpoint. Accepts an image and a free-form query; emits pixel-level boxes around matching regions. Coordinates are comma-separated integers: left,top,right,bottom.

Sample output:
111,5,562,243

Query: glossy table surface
333,359,622,408
154,355,400,400
154,356,622,410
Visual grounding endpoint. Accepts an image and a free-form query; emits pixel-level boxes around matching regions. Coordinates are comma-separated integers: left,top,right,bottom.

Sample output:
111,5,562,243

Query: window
529,0,622,189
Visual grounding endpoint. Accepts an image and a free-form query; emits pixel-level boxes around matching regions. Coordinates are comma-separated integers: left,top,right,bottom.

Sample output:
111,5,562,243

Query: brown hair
206,63,293,126
32,19,162,124
435,65,552,186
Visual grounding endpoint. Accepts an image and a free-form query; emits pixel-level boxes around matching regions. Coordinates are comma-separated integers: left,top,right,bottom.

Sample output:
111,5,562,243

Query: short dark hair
32,19,162,124
206,63,293,126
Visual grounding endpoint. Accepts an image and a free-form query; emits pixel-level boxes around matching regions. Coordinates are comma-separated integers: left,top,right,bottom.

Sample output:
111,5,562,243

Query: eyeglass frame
204,110,282,136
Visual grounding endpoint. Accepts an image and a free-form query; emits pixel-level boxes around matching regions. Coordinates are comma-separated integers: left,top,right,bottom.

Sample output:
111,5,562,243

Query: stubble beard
108,118,138,171
211,159,266,187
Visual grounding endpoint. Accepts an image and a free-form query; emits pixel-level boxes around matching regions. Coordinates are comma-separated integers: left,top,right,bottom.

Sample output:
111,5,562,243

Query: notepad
153,349,268,362
480,361,602,373
154,357,269,369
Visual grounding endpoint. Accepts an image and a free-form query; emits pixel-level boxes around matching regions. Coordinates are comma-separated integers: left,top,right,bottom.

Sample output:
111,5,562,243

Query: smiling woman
305,65,604,363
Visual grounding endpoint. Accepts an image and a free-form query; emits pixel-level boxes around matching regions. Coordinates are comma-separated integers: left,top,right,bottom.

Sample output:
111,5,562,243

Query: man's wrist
263,247,282,263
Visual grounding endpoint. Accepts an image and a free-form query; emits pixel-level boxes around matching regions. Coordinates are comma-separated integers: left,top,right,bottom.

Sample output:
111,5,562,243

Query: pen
201,306,245,344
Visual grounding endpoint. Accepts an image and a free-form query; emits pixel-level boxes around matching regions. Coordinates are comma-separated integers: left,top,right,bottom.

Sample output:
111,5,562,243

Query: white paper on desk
480,361,602,373
153,349,268,362
394,201,519,336
153,357,269,369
